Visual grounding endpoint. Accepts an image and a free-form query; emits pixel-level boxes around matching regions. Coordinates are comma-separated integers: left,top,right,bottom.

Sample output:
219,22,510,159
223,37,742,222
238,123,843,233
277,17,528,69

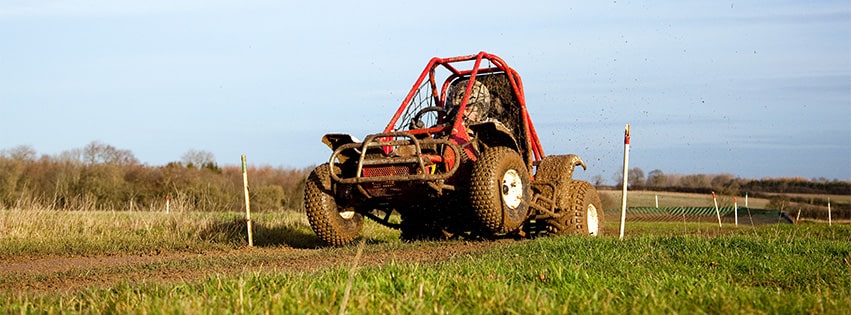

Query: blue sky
1,0,849,182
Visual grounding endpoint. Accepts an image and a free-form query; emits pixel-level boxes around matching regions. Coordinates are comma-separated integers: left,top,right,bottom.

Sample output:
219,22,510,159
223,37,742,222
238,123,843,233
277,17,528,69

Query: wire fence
611,207,800,226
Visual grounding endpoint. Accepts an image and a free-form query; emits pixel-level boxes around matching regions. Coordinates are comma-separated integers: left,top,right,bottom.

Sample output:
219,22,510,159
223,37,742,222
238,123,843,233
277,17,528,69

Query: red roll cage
381,51,545,165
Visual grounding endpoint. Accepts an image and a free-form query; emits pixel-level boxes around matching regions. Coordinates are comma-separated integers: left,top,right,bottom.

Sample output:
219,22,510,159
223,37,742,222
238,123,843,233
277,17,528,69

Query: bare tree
2,145,37,161
181,149,216,169
710,173,736,190
628,167,645,189
680,174,711,189
82,141,138,165
646,169,666,188
612,172,623,189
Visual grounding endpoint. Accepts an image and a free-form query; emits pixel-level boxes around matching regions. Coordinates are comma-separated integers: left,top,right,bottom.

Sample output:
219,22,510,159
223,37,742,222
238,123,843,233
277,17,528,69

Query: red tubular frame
382,52,545,167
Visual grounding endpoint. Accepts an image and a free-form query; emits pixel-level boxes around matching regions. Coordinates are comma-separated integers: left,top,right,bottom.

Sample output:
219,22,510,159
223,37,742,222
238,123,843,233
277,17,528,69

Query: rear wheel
470,147,531,234
556,180,604,236
304,163,363,246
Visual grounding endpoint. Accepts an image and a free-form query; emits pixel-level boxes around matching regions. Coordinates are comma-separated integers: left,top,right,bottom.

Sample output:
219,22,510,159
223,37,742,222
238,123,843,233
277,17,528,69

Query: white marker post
166,195,170,214
734,197,738,227
712,192,722,228
619,124,630,240
655,194,659,208
242,154,254,247
828,197,832,226
745,192,749,209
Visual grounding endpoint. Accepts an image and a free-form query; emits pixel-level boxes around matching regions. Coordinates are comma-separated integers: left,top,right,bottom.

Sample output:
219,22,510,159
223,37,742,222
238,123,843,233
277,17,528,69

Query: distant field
598,189,851,224
598,189,772,209
1,209,849,313
759,192,851,204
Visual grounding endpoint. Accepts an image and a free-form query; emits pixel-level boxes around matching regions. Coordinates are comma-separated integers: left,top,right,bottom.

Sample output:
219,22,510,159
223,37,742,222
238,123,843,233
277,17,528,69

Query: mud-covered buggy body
305,52,604,246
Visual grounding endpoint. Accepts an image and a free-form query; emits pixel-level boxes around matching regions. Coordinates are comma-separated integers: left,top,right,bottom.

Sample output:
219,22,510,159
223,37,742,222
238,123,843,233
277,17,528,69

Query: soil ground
0,240,504,295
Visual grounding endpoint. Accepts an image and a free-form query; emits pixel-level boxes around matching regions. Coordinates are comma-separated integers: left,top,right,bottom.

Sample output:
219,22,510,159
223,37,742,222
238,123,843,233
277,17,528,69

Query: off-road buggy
304,52,603,246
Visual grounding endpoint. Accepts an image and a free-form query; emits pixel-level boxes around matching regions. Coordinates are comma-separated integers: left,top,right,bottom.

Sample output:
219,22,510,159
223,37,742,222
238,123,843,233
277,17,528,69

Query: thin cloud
0,0,248,18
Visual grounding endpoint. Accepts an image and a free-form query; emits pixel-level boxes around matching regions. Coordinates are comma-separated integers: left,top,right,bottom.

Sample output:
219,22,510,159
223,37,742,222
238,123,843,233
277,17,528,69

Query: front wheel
304,163,363,246
470,147,532,234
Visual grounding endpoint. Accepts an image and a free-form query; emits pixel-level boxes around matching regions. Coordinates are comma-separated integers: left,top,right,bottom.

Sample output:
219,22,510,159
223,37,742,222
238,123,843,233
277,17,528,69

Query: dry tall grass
0,209,399,258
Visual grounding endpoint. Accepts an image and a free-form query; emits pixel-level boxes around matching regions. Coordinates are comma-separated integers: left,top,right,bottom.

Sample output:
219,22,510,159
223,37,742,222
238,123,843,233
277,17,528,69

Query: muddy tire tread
469,147,531,234
304,163,363,246
563,180,604,235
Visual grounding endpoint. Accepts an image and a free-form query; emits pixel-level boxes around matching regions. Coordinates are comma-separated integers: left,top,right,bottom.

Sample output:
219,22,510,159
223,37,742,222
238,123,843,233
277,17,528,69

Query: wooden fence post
712,192,722,228
828,197,832,226
734,197,738,227
242,154,254,247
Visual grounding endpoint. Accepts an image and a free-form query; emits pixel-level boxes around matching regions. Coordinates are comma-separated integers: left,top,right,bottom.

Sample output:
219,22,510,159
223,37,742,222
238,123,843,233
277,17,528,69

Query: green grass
599,190,772,210
3,221,849,314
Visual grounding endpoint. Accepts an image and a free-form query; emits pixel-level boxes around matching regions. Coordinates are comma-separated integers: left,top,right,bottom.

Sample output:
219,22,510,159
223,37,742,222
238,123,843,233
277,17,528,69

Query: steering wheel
409,106,448,129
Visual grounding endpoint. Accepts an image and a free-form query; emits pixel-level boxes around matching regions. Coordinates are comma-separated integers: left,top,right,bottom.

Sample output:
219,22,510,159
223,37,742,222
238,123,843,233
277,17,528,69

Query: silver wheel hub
586,204,600,236
501,169,523,209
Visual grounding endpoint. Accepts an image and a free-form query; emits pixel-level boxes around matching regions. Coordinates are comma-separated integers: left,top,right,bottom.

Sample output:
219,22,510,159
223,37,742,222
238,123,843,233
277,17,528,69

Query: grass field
760,192,851,204
2,208,850,314
599,189,849,224
598,190,772,209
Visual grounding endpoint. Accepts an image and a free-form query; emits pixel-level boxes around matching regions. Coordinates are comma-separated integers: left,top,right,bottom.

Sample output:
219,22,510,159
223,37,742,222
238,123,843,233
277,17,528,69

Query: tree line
0,143,309,212
600,167,849,195
1,143,848,212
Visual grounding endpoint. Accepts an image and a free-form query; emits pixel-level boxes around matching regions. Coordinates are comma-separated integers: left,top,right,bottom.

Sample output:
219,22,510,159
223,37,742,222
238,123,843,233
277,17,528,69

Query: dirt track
0,240,503,295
